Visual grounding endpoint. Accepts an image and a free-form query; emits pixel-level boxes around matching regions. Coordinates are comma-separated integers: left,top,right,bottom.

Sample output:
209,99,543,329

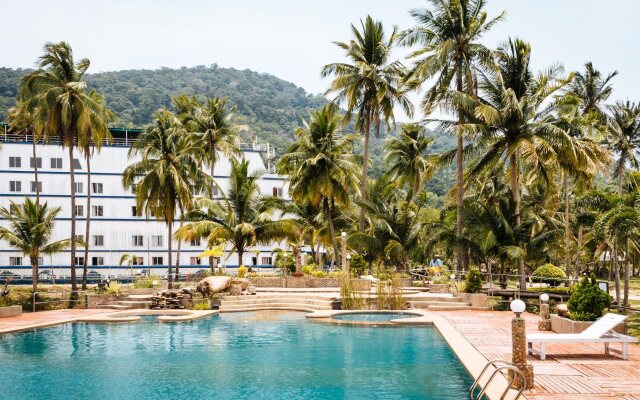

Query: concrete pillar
511,316,534,390
538,303,551,331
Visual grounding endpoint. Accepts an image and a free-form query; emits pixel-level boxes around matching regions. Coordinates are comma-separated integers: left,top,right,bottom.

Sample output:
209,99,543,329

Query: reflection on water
0,311,472,400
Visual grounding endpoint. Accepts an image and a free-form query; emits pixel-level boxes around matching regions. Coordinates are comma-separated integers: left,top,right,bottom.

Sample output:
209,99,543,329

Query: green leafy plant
532,263,567,287
192,301,211,310
567,274,611,321
105,281,122,296
237,265,247,278
349,253,367,275
464,268,483,293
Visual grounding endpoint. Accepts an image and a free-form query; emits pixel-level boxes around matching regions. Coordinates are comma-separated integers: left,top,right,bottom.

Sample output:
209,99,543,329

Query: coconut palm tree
321,15,413,232
385,123,435,197
122,110,211,289
400,0,504,272
569,62,617,121
7,101,41,205
81,90,115,290
19,41,112,294
277,105,361,265
607,101,640,195
0,199,80,292
173,95,241,178
176,159,299,269
281,201,324,269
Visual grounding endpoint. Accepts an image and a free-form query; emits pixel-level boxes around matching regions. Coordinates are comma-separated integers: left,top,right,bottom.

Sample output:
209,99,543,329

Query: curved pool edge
306,310,431,326
75,309,219,323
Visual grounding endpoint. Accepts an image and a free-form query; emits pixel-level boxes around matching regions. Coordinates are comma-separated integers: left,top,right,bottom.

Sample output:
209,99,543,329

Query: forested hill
0,65,327,150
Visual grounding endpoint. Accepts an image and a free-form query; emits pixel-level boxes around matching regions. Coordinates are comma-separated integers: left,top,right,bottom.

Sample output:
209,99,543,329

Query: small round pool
332,312,418,323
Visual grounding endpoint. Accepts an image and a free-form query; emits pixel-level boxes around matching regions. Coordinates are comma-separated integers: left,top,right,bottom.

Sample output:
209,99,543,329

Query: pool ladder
469,359,525,400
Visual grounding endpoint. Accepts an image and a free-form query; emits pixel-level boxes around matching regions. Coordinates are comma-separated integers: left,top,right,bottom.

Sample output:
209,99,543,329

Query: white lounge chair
527,313,638,360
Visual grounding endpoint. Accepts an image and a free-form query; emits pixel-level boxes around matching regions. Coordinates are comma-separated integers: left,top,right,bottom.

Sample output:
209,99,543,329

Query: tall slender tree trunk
238,248,244,269
32,135,39,206
167,222,173,290
613,244,621,309
455,68,464,274
82,152,91,290
510,153,526,289
175,218,183,283
68,144,78,295
316,241,322,266
358,116,371,232
576,226,584,277
294,245,302,275
31,255,38,293
564,174,571,284
624,241,630,310
324,198,339,267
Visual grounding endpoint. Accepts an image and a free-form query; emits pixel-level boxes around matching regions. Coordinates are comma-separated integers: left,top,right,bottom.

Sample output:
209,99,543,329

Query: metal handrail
470,360,525,400
31,290,92,312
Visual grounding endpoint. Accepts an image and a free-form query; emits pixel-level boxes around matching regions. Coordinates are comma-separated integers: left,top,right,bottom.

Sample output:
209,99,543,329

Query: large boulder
197,276,231,296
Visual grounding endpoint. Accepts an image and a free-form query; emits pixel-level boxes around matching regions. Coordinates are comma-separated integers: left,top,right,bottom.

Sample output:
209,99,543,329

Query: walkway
0,309,112,334
439,310,640,399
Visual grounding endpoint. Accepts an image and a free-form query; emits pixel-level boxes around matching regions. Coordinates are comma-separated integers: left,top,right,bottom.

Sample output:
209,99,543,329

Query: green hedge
532,263,567,287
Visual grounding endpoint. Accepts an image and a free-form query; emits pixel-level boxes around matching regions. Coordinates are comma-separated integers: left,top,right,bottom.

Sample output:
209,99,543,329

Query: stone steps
219,303,329,312
221,298,333,306
223,294,336,301
96,304,132,310
117,300,152,309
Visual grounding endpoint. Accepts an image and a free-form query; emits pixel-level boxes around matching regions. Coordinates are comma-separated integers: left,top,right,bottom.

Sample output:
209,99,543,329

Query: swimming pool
0,311,473,399
332,312,418,322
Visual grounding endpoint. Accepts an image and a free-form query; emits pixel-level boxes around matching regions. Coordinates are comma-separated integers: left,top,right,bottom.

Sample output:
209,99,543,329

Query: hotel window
73,158,82,169
75,235,84,242
74,205,84,217
38,257,43,266
9,157,21,168
92,257,104,266
74,257,85,266
30,181,42,193
272,187,283,197
131,206,138,216
92,182,103,194
133,257,144,266
151,257,163,266
151,235,163,247
30,157,42,168
132,235,144,247
93,235,104,246
261,256,273,265
50,158,63,169
92,205,103,217
9,181,21,193
189,257,201,265
75,182,83,194
190,238,201,246
9,257,22,266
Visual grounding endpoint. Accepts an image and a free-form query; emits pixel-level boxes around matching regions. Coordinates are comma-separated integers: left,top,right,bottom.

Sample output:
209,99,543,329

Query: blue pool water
333,312,417,322
0,311,473,400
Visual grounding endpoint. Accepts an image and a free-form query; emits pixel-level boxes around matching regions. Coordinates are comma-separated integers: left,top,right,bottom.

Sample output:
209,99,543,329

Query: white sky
2,0,639,121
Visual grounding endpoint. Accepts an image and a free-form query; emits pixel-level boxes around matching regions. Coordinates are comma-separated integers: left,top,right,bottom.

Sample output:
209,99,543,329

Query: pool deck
2,307,639,399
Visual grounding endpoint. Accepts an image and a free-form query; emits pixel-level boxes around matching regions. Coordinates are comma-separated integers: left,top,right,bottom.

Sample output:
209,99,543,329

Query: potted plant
551,274,613,333
461,268,487,307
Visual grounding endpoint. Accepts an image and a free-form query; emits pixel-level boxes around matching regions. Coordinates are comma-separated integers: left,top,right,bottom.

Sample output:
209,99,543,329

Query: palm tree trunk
624,241,630,310
175,218,183,283
617,169,624,196
167,222,173,290
614,245,621,309
31,255,38,293
32,135,39,206
455,67,464,274
294,245,302,274
316,241,322,266
510,153,526,289
82,152,91,290
576,226,584,277
358,115,371,232
324,198,339,267
564,174,571,284
238,248,244,268
68,144,78,295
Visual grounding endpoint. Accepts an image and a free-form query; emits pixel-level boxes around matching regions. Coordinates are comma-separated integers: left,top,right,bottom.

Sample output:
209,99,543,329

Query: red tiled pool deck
2,308,640,398
437,310,640,399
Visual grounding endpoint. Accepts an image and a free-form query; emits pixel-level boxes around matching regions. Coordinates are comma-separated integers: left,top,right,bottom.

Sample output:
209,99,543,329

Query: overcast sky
3,0,639,121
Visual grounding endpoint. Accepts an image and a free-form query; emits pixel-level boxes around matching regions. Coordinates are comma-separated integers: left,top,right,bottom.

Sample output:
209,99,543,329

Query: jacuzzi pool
0,311,473,399
332,311,419,322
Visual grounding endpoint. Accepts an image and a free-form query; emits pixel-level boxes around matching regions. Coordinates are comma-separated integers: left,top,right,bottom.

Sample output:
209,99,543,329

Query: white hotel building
0,125,291,278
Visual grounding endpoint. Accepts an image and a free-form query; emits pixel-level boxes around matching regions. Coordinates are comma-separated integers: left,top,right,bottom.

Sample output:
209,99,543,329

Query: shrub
567,274,611,321
192,301,211,310
532,263,567,287
105,281,122,296
464,268,483,293
527,286,574,296
237,265,247,278
349,253,367,275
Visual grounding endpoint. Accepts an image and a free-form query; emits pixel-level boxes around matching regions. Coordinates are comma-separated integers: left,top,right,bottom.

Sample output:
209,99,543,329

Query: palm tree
173,95,241,178
385,123,435,197
277,105,361,265
119,253,139,278
400,0,504,272
122,110,211,289
0,199,79,292
176,159,299,269
281,201,324,269
607,101,640,195
322,15,413,232
569,62,617,120
456,38,573,287
7,101,41,205
81,91,115,290
20,42,111,294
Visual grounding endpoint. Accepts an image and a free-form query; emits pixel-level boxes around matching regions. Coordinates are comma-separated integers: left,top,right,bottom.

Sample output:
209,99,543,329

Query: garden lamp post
341,231,348,274
538,293,551,331
510,299,534,389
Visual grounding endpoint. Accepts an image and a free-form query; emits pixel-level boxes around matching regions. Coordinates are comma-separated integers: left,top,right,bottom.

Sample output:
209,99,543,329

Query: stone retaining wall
248,276,371,291
0,305,22,318
426,283,450,293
